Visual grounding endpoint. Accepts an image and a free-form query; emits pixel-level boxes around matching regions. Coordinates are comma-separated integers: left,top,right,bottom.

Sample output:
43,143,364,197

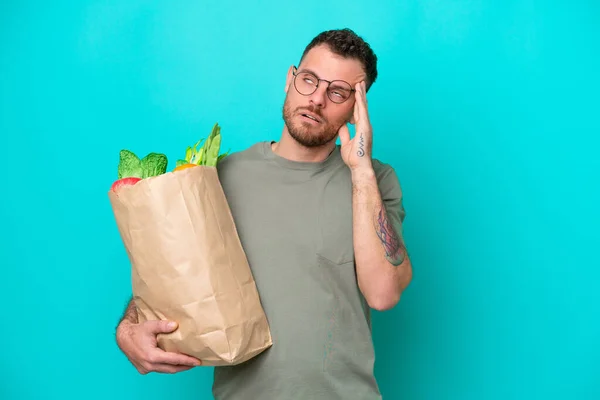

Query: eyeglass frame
291,66,356,104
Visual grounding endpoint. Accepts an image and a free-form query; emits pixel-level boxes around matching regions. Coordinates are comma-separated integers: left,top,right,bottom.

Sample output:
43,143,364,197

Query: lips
298,110,321,123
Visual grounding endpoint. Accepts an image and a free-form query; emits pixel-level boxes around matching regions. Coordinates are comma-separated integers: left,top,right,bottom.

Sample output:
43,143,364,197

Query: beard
282,97,344,148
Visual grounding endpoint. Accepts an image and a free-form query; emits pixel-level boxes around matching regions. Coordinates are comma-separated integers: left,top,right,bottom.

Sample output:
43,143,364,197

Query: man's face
282,44,367,148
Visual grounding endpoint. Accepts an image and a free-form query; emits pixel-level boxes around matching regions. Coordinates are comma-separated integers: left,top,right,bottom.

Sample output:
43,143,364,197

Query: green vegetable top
116,122,227,180
118,150,168,179
176,123,229,168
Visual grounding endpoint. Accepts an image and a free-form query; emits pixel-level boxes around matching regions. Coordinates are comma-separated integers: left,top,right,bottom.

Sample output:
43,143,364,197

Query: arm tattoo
357,132,365,157
375,206,406,266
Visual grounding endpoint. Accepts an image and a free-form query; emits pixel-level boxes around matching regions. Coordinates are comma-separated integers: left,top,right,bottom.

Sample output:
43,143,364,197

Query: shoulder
371,158,406,220
371,158,402,191
218,141,266,164
217,141,268,172
216,141,273,186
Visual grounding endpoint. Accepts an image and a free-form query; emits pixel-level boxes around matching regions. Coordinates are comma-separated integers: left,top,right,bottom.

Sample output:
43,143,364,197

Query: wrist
351,165,376,182
117,317,132,329
116,319,133,345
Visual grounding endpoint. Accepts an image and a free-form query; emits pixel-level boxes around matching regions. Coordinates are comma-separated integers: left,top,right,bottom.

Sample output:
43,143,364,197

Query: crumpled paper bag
108,165,273,366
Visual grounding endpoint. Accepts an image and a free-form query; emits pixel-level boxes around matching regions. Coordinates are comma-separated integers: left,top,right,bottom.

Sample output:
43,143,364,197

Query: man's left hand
339,81,373,172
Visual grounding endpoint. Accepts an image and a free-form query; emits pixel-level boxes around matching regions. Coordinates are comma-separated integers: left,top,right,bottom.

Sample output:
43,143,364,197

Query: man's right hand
116,319,202,374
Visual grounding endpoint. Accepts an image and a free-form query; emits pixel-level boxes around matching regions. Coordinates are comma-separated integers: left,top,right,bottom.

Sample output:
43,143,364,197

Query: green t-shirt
213,141,405,400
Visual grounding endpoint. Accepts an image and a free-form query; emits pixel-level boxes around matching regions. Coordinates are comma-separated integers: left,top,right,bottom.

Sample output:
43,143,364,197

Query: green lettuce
118,149,168,179
141,152,168,178
118,150,143,179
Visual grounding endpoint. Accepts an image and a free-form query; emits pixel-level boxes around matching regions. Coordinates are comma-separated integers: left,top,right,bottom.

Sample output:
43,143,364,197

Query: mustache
295,106,324,120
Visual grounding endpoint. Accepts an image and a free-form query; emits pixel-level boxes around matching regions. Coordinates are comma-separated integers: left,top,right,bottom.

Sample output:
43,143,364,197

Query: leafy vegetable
183,123,230,167
117,149,168,179
140,152,168,178
205,125,221,166
118,150,143,179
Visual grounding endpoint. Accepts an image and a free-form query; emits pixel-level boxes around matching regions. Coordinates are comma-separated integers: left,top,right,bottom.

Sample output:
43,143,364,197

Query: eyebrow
298,67,321,77
297,67,354,87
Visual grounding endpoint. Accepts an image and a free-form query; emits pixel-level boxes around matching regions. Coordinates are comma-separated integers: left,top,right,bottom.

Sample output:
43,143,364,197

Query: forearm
352,167,412,310
117,297,139,328
115,297,138,348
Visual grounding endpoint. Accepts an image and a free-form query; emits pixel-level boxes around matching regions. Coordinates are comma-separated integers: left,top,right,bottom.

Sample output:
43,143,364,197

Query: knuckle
136,365,149,375
146,354,158,364
141,362,153,375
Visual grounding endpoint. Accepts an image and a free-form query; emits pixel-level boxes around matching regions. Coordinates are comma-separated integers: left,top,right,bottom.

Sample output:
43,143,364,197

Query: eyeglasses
292,66,356,104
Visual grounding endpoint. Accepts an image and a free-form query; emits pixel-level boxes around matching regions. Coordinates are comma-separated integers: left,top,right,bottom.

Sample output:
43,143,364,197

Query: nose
308,83,328,108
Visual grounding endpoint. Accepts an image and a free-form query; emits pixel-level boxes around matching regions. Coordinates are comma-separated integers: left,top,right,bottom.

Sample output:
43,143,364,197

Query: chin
288,127,337,148
282,104,338,148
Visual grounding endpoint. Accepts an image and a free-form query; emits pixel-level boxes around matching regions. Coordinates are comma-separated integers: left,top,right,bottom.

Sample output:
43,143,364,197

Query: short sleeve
375,163,406,242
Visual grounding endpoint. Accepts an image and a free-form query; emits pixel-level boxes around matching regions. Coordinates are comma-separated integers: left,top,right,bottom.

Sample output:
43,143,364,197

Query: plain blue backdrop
1,1,598,399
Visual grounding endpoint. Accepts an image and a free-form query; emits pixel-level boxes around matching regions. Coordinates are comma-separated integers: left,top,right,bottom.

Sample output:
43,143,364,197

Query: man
115,28,412,399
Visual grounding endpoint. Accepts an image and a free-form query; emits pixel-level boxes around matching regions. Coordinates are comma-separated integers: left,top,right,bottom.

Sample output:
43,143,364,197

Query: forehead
298,44,366,84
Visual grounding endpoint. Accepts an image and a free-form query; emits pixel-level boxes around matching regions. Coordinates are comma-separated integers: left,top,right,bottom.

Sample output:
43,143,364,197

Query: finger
356,82,369,115
149,349,202,367
150,363,195,374
338,123,351,146
145,320,178,334
355,83,370,125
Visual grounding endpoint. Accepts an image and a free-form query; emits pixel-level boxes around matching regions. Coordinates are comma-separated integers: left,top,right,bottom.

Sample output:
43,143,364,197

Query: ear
284,65,294,93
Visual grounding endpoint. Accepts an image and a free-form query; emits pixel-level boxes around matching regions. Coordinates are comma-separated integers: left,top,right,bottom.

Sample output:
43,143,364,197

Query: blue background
1,1,598,399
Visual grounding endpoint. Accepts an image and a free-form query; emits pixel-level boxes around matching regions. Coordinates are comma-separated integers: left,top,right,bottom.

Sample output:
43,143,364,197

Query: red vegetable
111,177,142,192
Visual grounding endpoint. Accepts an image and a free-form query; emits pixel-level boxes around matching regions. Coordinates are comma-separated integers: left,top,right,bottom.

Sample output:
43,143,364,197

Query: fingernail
168,321,177,329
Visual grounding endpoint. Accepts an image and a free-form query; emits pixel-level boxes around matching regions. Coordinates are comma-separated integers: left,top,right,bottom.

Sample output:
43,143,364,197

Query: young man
115,28,412,399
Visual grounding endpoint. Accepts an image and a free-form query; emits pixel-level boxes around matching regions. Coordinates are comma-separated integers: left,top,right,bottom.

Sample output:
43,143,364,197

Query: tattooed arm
339,81,412,310
351,166,412,311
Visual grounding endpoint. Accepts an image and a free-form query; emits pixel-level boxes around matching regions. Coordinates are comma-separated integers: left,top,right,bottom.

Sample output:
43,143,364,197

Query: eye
299,72,318,85
330,87,350,99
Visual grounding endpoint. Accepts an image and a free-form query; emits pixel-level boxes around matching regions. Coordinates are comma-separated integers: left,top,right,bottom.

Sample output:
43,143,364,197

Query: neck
272,127,337,163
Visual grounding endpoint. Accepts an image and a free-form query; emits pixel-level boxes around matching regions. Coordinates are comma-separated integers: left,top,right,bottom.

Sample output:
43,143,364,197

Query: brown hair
299,28,378,90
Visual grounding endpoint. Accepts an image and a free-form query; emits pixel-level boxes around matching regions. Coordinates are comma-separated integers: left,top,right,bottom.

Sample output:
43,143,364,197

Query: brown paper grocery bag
108,165,273,366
